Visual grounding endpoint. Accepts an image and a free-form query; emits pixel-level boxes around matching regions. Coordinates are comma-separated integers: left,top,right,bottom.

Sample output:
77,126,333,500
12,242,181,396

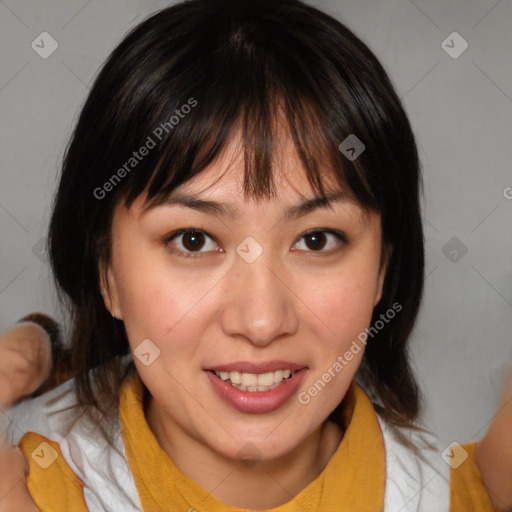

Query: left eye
293,230,345,253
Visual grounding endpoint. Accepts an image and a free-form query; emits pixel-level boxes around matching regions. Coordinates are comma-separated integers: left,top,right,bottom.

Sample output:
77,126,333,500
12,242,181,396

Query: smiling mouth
209,369,297,392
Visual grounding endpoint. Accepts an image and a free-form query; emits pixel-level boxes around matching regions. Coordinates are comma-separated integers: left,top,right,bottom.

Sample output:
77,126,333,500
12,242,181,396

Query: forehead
177,150,319,204
143,127,347,213
131,134,374,232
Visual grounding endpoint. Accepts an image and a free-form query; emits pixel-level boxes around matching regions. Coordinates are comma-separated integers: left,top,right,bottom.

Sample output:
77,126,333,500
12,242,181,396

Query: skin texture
476,367,512,511
101,132,387,509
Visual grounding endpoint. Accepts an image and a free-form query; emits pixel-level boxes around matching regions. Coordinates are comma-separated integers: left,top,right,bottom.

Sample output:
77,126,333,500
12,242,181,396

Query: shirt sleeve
19,432,88,512
450,441,498,512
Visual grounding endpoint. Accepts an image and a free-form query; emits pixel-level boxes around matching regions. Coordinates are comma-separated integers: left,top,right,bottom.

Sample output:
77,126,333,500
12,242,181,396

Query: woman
1,0,510,510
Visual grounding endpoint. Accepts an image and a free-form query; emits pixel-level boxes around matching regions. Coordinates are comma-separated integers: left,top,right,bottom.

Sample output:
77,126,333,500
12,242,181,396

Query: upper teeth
214,369,296,387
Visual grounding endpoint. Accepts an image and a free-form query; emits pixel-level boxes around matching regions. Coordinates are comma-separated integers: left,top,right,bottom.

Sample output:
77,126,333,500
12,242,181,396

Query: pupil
307,232,325,250
184,231,203,250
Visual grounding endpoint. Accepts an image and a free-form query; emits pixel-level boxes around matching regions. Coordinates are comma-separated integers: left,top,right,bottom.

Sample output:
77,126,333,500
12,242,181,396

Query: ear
99,262,123,319
374,243,392,306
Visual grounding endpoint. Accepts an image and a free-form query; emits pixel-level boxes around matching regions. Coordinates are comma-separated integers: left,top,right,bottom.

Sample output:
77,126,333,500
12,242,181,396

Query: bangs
112,7,382,213
136,96,353,211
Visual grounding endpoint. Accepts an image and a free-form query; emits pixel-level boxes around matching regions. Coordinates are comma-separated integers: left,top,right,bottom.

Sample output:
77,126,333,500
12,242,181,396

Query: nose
218,250,299,347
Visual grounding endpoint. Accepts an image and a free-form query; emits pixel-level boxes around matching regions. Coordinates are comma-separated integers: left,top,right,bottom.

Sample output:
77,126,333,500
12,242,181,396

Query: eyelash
163,228,348,260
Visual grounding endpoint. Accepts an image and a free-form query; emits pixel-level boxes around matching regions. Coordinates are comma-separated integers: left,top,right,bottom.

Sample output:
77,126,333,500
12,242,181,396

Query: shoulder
20,432,89,512
376,414,498,512
6,354,135,444
7,379,90,511
450,441,498,512
376,413,450,512
6,377,78,444
9,373,141,511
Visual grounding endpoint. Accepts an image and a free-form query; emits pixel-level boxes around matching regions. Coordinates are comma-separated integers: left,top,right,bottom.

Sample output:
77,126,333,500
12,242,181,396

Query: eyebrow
153,190,348,221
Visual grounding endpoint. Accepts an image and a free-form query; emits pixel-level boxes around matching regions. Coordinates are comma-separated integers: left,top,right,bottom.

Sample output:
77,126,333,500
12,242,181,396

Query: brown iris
181,231,206,251
304,231,327,251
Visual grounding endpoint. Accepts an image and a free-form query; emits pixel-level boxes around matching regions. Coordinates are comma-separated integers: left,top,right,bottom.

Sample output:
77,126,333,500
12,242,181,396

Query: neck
146,397,344,509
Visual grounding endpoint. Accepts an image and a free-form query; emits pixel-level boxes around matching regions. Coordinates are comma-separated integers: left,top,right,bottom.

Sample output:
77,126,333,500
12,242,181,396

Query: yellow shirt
20,375,498,512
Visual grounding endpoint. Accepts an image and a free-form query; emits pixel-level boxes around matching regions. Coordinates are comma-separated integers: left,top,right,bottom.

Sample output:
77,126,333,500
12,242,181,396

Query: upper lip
205,360,307,374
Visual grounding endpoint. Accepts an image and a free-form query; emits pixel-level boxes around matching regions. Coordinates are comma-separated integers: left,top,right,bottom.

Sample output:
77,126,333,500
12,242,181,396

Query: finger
0,478,39,512
0,443,38,512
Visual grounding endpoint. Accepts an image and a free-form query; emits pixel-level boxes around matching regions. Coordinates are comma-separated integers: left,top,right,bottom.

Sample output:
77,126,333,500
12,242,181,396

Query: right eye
164,229,222,259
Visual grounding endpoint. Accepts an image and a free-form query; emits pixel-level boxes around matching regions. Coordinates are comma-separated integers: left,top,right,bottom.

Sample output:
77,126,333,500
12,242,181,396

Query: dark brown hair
49,0,424,438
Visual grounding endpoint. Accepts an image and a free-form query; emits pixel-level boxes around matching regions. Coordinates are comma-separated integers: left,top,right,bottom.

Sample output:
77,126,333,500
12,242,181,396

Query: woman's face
102,133,386,462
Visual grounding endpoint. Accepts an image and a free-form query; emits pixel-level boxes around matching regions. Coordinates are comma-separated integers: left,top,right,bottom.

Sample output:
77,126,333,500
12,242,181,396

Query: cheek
112,249,219,366
296,262,380,414
305,256,381,349
115,271,170,337
109,233,176,342
115,271,193,350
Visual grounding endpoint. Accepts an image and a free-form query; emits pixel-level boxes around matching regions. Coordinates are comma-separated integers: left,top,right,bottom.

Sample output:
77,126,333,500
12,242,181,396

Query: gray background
0,0,511,449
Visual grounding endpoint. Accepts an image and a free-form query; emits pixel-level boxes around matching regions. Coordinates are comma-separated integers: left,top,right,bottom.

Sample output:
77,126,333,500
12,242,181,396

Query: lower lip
205,369,307,414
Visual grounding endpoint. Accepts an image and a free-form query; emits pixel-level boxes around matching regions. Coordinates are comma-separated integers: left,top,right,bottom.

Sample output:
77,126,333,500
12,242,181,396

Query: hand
0,322,52,408
0,440,38,512
0,316,59,512
476,365,512,511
